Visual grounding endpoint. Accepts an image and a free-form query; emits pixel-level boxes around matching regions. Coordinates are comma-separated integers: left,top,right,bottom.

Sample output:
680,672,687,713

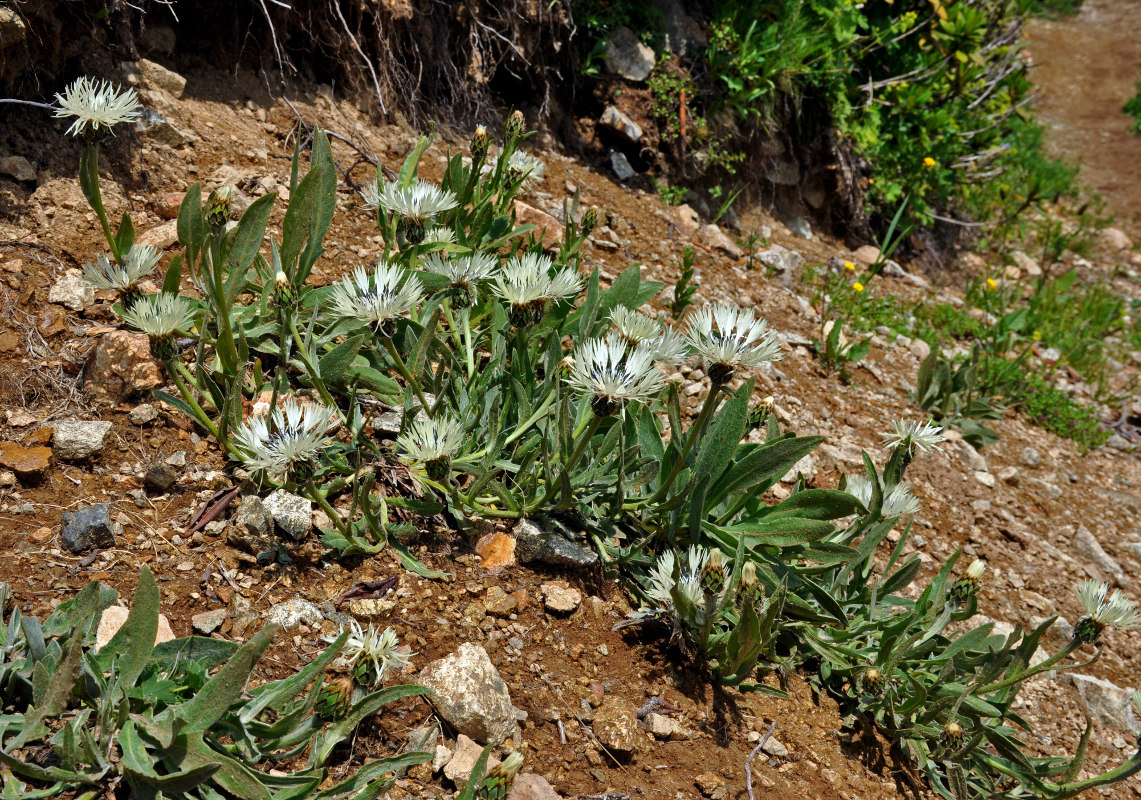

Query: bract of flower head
53,76,141,137
684,303,782,383
880,419,945,456
328,261,423,330
567,334,665,416
232,399,340,483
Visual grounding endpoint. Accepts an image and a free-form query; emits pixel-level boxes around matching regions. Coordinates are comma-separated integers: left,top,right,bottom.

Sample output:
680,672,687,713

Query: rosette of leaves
0,569,429,799
914,347,1002,449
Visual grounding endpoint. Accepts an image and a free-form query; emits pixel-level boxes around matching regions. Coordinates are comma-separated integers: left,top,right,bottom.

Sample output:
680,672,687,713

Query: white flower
881,419,945,455
492,252,583,325
394,417,460,467
646,546,709,610
684,303,782,381
367,179,458,223
1076,580,1141,631
53,76,141,137
647,327,689,365
845,474,874,509
232,399,339,482
328,261,423,329
421,225,456,245
326,620,413,687
882,484,920,517
82,244,161,291
422,252,499,303
610,306,663,345
506,150,545,188
121,293,194,338
567,335,665,414
965,559,986,581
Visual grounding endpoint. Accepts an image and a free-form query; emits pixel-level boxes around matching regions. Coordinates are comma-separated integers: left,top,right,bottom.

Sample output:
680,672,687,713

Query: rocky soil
2,41,1141,800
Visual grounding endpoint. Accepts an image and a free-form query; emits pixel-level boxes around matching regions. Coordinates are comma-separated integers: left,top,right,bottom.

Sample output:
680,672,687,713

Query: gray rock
1125,542,1141,560
998,466,1020,485
1101,227,1133,252
655,0,706,56
761,736,790,757
265,597,323,631
133,108,196,146
974,471,996,488
641,712,689,741
514,518,598,568
592,696,639,757
1012,250,1042,278
752,244,805,285
129,404,159,425
600,105,643,142
0,155,35,182
48,269,95,311
372,410,403,437
1073,525,1126,583
136,58,187,97
787,217,813,240
61,503,116,553
603,27,655,81
419,642,521,746
165,451,187,467
53,420,114,461
443,733,499,784
609,150,636,181
1061,673,1139,733
763,158,799,186
263,489,311,540
957,440,987,473
909,338,931,361
1107,434,1132,451
144,462,178,493
191,608,227,635
698,223,743,259
508,773,564,800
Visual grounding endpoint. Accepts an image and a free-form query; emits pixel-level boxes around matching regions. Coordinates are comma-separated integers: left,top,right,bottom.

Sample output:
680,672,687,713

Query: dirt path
1025,0,1141,236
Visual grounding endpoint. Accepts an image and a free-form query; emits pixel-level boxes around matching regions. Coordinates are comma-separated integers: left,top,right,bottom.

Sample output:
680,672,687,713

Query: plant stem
167,361,228,452
287,316,339,411
382,337,434,418
648,381,726,504
85,143,119,262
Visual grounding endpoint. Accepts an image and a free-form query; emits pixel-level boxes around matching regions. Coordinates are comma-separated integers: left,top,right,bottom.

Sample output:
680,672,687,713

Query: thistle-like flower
567,335,665,416
881,419,945,456
747,395,776,430
367,179,458,244
82,244,162,307
492,252,583,327
479,752,525,800
422,252,499,308
684,303,782,383
231,399,340,483
861,667,885,695
328,261,423,334
470,124,490,162
941,721,966,749
1074,579,1141,643
121,293,194,360
316,672,355,719
53,76,141,138
326,620,413,687
646,546,710,611
397,415,465,481
506,150,545,189
951,559,986,604
845,474,875,510
883,483,920,518
610,306,662,345
421,225,457,246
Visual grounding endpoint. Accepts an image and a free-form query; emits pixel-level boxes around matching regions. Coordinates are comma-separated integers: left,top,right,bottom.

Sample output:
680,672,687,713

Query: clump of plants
51,76,1141,800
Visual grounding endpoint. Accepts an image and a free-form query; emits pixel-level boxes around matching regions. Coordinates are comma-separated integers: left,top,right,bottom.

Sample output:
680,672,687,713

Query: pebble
191,608,227,634
129,404,159,425
52,419,114,461
541,582,582,614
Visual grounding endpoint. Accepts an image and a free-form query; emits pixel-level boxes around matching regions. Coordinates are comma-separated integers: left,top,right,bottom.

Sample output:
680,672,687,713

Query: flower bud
702,549,727,596
950,559,985,604
862,667,885,695
471,124,490,162
581,206,599,237
942,721,965,748
205,185,232,230
740,561,757,589
316,673,354,719
505,109,526,141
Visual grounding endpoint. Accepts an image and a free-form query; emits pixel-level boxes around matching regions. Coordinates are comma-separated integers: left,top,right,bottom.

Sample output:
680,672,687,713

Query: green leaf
224,193,275,296
177,183,206,251
12,630,84,747
765,489,860,521
163,731,271,800
713,517,834,547
96,565,159,685
169,625,277,733
162,255,184,296
319,335,367,386
150,637,240,673
116,211,136,255
120,720,220,792
705,436,823,510
311,685,430,766
281,129,337,284
397,135,432,188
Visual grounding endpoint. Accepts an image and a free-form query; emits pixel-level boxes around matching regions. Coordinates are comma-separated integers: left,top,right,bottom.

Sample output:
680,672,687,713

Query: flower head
53,76,141,137
843,261,856,271
1074,579,1141,643
883,483,920,517
325,620,413,687
232,399,339,483
492,252,583,327
421,225,456,246
951,559,986,604
328,261,423,332
422,252,499,307
684,303,782,383
567,335,665,416
881,419,945,456
845,474,874,510
122,293,194,359
646,546,710,611
365,179,458,222
610,306,662,345
397,415,465,481
923,157,937,169
82,244,162,302
853,282,865,293
506,150,545,189
986,277,998,290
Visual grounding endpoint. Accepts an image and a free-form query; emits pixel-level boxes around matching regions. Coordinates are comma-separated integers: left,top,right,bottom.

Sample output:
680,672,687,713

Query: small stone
134,58,188,97
0,441,51,482
144,462,178,493
265,597,323,631
60,503,116,553
47,269,95,312
1073,524,1125,583
853,245,881,265
513,519,598,568
694,772,727,800
136,218,181,249
787,217,813,239
641,712,688,740
165,451,186,467
230,495,274,547
1124,542,1141,560
958,441,988,472
998,466,1020,485
346,597,398,622
603,27,655,81
1101,227,1133,252
1011,250,1042,278
85,331,163,404
263,489,311,540
0,155,35,182
761,736,789,757
476,531,517,573
909,338,931,361
52,419,113,461
95,605,175,651
514,201,564,251
609,151,636,181
973,471,995,488
432,744,453,772
600,105,643,142
5,411,35,427
541,582,582,614
418,642,521,746
592,696,638,757
698,223,743,259
752,245,805,285
0,471,14,488
1020,447,1041,467
484,586,518,618
508,773,563,800
191,608,227,634
129,404,159,425
443,733,499,784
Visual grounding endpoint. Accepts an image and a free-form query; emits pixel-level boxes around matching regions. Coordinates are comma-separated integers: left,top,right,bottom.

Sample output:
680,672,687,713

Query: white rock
1061,673,1139,733
443,733,499,784
541,582,582,614
600,105,643,142
958,441,988,472
1072,525,1125,583
265,597,323,631
1101,227,1133,252
419,642,521,745
95,605,175,651
48,268,94,311
53,419,114,461
263,489,312,540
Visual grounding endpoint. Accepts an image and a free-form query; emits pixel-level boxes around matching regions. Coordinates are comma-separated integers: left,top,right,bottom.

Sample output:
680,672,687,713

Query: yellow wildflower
853,282,865,293
985,277,997,290
923,157,937,169
843,261,856,271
